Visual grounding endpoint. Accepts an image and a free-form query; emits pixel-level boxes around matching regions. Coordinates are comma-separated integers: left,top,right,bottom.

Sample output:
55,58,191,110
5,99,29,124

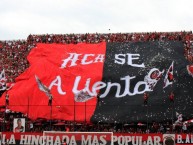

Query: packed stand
0,32,193,133
1,32,193,84
0,40,33,82
1,111,193,133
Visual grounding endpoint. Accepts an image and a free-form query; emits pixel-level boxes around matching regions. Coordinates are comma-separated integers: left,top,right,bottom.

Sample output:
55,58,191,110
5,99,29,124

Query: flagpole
35,75,53,131
3,91,8,131
27,96,29,131
3,108,6,131
50,104,52,131
74,98,75,131
172,103,174,133
49,96,53,131
146,104,149,132
143,92,149,132
171,90,174,133
85,101,86,123
171,86,174,133
3,106,6,131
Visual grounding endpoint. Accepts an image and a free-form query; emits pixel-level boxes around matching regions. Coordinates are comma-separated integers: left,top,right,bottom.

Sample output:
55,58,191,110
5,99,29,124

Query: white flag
74,89,94,102
163,61,174,88
144,68,165,91
35,75,52,99
175,112,183,125
0,69,7,91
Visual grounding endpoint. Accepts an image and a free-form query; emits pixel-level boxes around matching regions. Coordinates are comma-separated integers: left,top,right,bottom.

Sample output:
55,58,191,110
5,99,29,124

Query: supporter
169,92,174,103
165,138,175,145
30,122,34,132
62,138,67,145
143,92,149,105
159,124,165,133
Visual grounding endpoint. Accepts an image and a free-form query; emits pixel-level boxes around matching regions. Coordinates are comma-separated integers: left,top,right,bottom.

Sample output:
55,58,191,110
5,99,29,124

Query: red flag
187,64,193,77
0,42,106,122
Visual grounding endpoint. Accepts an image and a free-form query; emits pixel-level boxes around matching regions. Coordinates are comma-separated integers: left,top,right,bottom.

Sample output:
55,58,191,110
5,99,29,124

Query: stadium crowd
1,32,193,83
0,32,193,133
1,111,193,133
1,110,193,134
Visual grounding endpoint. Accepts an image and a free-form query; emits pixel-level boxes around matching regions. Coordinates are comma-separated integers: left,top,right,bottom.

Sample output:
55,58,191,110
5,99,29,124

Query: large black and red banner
0,41,193,123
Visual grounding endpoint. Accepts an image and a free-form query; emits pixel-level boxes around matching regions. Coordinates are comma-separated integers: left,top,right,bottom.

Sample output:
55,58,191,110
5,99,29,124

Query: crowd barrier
1,132,193,145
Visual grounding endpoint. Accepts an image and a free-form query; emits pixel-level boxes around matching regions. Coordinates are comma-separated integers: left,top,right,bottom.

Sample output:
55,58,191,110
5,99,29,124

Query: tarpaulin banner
0,42,106,122
1,132,193,145
0,41,193,123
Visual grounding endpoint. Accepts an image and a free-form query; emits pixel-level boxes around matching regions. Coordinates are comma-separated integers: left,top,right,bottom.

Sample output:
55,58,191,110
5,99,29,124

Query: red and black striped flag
0,42,193,123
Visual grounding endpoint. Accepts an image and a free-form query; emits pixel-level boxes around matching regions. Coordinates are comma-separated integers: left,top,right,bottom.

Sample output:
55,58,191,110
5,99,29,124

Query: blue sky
0,0,193,40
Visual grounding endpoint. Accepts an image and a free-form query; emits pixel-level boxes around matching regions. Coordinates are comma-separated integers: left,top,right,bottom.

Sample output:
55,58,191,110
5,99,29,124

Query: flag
175,112,183,125
0,69,7,91
35,75,52,99
0,42,192,123
184,118,193,124
163,61,174,88
74,82,95,102
187,64,193,77
144,68,165,91
74,89,94,102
